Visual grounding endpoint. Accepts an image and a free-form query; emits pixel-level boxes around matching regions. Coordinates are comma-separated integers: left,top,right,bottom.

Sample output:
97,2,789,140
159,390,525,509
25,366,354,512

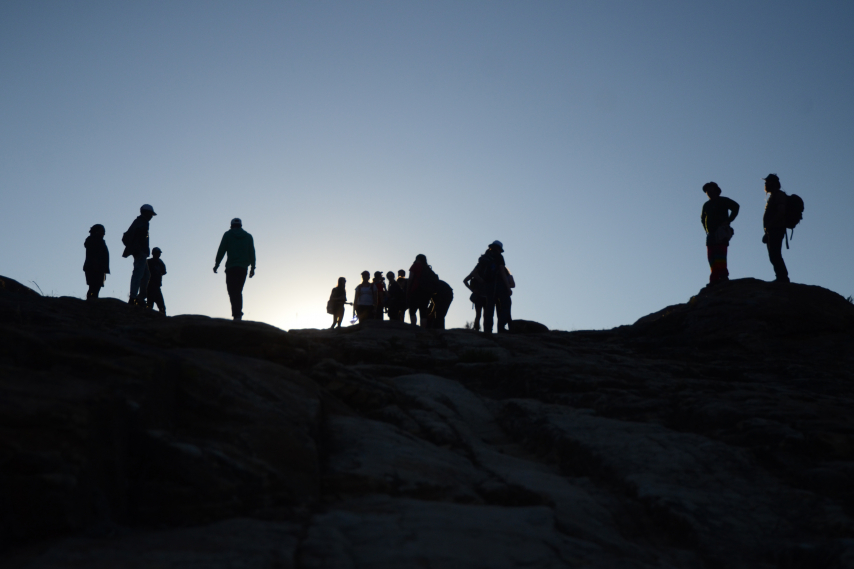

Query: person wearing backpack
407,254,437,327
122,204,156,306
427,280,454,330
354,271,377,322
470,241,512,334
327,277,349,328
213,218,256,321
762,174,790,283
83,224,110,300
463,270,485,331
701,182,740,285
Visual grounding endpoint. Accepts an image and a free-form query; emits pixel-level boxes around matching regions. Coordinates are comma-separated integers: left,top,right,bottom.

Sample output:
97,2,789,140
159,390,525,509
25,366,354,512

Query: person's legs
483,295,496,333
85,271,101,300
436,297,451,330
151,287,166,314
766,229,789,282
707,245,729,284
473,298,483,331
417,297,431,328
375,304,384,320
139,263,150,304
225,266,248,319
146,282,156,309
356,305,373,322
497,294,512,332
409,304,418,325
129,255,149,303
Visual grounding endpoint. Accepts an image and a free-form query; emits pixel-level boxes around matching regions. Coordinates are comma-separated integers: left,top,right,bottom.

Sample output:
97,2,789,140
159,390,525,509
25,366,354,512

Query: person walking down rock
762,174,789,283
122,204,156,306
354,271,377,323
83,224,110,300
328,277,348,329
373,271,386,320
470,241,512,334
427,279,454,330
407,254,439,327
146,247,167,316
701,182,740,285
213,218,256,321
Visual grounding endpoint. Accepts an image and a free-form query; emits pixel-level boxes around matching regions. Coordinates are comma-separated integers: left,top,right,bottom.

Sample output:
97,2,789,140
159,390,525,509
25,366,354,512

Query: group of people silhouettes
328,254,456,330
84,175,799,329
83,205,256,320
701,173,801,286
327,240,515,334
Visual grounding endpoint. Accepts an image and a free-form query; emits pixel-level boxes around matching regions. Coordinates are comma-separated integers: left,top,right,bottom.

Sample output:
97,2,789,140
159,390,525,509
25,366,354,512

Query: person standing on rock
463,269,486,331
385,271,405,321
213,218,256,321
328,277,348,328
407,254,438,327
701,182,740,285
373,271,386,320
122,204,156,306
762,174,790,283
468,241,512,334
83,224,110,300
354,271,377,322
146,247,167,316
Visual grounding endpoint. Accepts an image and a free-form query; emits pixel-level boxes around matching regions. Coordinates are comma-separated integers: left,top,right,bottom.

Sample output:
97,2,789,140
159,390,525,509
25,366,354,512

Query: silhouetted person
427,280,454,330
497,266,514,330
407,254,438,327
122,204,156,306
385,271,404,321
701,182,740,285
328,277,348,328
146,247,167,315
373,271,386,320
463,270,485,331
213,218,256,321
762,174,789,283
396,270,408,320
354,271,377,322
471,241,512,333
83,224,110,300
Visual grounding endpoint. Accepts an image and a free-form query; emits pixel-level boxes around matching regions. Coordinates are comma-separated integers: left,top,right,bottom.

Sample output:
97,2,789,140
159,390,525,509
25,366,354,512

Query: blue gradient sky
2,1,852,330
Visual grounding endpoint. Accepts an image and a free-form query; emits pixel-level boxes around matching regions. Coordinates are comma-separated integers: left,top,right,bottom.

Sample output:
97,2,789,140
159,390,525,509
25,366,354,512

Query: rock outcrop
2,275,853,568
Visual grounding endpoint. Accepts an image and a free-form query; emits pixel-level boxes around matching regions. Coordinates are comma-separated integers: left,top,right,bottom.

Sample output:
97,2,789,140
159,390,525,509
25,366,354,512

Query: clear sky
2,1,852,331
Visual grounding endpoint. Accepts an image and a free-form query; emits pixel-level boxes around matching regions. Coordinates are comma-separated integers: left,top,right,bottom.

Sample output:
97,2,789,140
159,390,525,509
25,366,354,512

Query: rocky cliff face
2,275,854,568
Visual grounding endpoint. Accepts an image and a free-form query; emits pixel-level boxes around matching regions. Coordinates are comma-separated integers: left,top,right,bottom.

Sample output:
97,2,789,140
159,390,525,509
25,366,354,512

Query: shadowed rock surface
2,275,853,568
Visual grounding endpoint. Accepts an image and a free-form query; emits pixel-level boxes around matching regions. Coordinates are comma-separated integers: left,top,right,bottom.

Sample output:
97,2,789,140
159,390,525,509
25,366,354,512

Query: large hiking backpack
476,254,499,283
785,194,804,231
419,265,440,295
